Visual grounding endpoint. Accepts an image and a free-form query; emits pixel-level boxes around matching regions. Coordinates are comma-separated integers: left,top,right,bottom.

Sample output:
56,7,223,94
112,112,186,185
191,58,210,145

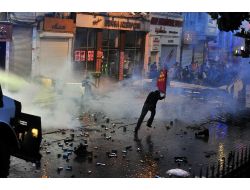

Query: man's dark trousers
135,104,155,133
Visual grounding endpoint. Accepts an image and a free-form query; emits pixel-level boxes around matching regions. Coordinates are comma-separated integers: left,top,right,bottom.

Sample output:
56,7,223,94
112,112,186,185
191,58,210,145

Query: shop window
74,28,96,49
102,30,119,48
125,31,142,48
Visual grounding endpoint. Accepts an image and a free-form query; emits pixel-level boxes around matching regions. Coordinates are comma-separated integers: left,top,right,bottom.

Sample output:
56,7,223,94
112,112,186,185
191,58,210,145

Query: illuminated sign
80,50,86,61
76,14,149,31
87,50,94,62
74,50,81,62
104,20,140,30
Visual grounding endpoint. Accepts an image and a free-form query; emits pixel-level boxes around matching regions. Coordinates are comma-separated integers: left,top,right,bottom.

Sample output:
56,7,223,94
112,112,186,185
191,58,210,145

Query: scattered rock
96,162,106,166
174,156,188,163
66,166,72,171
57,167,63,173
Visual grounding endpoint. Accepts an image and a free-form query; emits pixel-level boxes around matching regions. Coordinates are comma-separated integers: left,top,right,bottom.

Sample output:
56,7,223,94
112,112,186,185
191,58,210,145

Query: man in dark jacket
134,90,165,137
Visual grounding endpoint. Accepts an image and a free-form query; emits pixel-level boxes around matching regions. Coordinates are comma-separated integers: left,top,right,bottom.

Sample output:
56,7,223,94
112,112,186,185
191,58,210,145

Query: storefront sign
150,25,181,37
151,17,183,27
76,14,149,31
104,20,141,30
0,24,12,41
119,52,124,80
44,17,75,33
151,36,160,51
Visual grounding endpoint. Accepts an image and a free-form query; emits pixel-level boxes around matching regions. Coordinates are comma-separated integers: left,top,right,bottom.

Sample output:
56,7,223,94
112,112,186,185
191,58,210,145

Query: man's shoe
147,124,152,128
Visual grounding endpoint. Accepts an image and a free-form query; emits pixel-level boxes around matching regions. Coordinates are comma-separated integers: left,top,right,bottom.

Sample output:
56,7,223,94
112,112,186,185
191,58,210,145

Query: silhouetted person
134,90,165,138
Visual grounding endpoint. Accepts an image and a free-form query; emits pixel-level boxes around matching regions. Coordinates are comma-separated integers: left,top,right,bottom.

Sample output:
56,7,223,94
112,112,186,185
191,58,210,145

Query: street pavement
8,82,250,178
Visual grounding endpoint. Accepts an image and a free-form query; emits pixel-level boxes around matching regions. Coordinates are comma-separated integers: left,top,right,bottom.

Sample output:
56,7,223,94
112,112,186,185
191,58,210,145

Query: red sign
80,50,86,61
74,50,81,62
88,50,94,61
157,69,168,93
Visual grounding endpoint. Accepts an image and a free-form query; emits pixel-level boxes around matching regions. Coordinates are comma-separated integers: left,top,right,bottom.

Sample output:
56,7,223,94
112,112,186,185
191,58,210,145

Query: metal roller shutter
181,46,192,67
40,38,69,79
10,26,32,78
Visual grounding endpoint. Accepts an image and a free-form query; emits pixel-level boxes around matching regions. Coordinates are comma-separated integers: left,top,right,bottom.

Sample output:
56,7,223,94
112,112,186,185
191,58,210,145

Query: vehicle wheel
0,140,10,178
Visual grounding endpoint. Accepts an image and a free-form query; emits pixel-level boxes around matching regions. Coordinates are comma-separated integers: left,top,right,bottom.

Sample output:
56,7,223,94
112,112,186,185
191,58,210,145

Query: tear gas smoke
2,58,250,130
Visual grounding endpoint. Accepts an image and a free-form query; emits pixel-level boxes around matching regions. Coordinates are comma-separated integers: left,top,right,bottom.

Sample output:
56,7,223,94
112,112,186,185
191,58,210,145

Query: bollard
244,147,248,164
232,151,235,170
227,153,231,173
199,167,203,178
216,160,220,177
236,151,239,168
211,164,215,178
206,166,209,178
222,157,225,176
240,149,244,166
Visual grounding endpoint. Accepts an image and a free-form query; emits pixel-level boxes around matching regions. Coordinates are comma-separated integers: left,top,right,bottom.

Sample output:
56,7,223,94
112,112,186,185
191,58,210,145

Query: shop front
35,17,75,80
74,13,149,80
148,15,182,71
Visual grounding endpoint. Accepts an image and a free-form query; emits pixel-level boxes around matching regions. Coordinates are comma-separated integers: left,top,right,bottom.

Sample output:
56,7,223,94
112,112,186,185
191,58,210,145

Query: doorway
0,42,6,70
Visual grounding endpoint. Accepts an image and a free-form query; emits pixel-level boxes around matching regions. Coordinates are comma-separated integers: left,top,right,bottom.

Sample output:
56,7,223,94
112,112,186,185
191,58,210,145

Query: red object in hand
157,69,168,93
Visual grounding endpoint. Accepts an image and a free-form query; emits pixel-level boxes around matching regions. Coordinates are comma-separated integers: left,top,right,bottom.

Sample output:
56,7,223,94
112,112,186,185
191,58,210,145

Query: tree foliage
209,12,250,32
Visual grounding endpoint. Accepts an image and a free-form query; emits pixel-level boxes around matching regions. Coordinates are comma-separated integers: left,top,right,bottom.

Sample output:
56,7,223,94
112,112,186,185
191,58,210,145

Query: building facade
181,13,218,67
147,12,183,71
73,13,150,80
33,15,75,81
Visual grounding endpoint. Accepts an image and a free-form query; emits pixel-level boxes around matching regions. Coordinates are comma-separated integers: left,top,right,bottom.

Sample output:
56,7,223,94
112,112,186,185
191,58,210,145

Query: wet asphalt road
8,87,250,178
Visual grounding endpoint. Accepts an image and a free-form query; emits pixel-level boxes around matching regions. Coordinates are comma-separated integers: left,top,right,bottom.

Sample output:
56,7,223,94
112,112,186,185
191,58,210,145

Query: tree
209,12,250,32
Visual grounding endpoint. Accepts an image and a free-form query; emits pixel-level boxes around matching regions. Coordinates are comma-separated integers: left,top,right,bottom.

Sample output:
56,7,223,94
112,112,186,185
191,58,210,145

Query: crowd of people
148,60,239,87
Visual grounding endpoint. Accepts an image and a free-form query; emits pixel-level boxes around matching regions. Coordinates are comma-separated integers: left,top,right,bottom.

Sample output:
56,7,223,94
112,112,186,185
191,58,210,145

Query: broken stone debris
108,153,117,158
66,166,73,171
58,143,63,147
106,136,112,140
63,152,69,159
96,162,106,166
57,167,63,173
174,156,188,163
